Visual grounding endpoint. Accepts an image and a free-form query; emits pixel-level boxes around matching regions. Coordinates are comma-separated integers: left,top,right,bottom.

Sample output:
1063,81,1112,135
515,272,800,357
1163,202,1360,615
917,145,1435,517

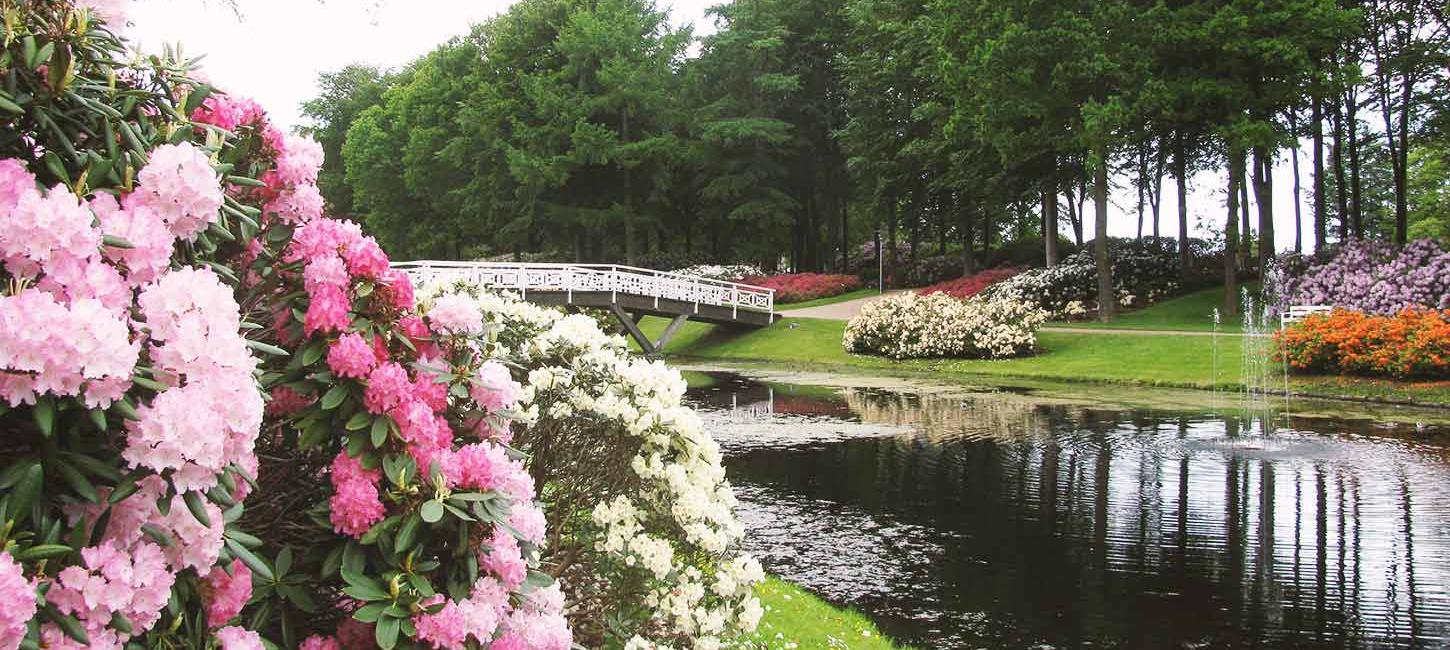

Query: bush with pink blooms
920,267,1023,299
738,272,863,303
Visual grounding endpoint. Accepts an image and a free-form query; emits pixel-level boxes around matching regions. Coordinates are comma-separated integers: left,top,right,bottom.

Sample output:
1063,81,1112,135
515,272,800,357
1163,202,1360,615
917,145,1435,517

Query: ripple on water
690,373,1450,650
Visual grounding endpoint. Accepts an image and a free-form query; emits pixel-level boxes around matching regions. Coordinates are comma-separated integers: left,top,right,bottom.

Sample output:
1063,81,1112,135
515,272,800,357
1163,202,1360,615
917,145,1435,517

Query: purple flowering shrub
1277,239,1450,314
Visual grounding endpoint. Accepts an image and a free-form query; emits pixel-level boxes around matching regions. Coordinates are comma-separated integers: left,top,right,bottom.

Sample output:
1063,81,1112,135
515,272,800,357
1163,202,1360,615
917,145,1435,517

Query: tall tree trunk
1136,145,1147,240
1094,148,1114,322
1151,144,1166,239
1072,175,1086,245
1331,98,1349,240
1239,166,1251,271
1346,88,1363,239
1393,69,1411,244
1311,93,1327,250
840,203,849,271
1290,116,1304,254
1251,144,1275,269
1175,135,1191,275
961,206,976,276
1224,144,1242,317
1043,181,1059,267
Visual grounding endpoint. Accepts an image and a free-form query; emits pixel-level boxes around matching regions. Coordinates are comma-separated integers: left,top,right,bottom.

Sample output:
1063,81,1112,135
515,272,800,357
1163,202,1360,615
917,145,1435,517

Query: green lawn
776,288,881,310
747,577,910,650
642,316,1450,406
1045,284,1260,333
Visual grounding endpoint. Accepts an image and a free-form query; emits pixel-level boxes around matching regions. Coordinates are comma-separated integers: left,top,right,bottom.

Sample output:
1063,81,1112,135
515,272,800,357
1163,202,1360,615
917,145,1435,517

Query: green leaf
41,606,89,645
376,615,401,650
101,234,134,249
370,417,389,447
32,398,55,437
54,460,98,503
246,339,290,357
353,602,387,623
321,384,348,411
11,463,43,525
225,537,275,582
301,341,326,367
15,544,72,561
275,547,294,578
345,412,372,431
420,500,444,524
182,490,212,527
395,513,421,552
87,408,106,431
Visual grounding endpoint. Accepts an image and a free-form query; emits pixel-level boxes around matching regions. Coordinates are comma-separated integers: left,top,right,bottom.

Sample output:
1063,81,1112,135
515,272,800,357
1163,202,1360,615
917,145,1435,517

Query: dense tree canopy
303,0,1449,317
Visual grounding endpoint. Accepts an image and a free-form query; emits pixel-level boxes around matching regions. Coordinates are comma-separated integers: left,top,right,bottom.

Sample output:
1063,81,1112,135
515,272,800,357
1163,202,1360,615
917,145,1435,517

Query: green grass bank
639,316,1450,407
749,577,909,650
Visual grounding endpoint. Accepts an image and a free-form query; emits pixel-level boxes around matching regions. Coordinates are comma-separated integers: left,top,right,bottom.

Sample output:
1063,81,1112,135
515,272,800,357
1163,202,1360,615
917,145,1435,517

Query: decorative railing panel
392,261,775,317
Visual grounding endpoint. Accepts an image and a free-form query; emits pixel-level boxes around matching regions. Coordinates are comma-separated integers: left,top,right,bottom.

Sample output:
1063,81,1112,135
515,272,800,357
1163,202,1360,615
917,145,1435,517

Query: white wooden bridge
393,261,776,354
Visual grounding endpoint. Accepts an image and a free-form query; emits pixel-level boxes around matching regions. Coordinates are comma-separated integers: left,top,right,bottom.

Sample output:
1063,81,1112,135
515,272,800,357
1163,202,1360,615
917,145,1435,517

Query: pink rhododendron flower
203,559,253,627
0,290,138,406
304,253,350,294
328,332,377,379
471,361,520,412
330,452,385,538
275,135,324,186
363,362,411,414
47,541,175,642
380,268,416,311
133,142,224,242
93,193,175,284
427,294,483,335
508,502,547,545
0,180,100,279
190,93,267,133
342,236,389,279
305,284,352,337
481,527,527,588
0,551,36,650
0,158,33,211
216,626,264,650
414,599,470,650
266,385,314,416
266,183,324,225
412,369,449,413
300,635,341,650
157,493,226,571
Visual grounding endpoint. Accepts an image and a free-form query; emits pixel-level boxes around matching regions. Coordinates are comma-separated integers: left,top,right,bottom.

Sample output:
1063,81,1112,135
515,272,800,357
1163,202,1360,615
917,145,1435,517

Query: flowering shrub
1277,239,1450,314
1276,308,1450,379
414,287,765,648
843,292,1048,359
920,267,1023,299
739,272,861,303
671,263,766,281
980,238,1207,317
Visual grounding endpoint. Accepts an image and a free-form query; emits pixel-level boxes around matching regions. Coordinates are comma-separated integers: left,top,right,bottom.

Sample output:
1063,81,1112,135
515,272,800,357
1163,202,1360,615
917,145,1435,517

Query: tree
299,65,389,217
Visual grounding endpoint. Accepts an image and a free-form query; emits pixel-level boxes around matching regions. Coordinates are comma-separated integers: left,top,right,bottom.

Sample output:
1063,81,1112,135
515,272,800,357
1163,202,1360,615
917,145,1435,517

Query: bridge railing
392,261,775,317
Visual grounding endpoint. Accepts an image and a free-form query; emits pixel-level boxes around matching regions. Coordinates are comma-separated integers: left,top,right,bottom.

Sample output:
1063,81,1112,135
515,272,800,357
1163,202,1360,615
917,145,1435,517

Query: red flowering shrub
920,267,1023,299
1277,308,1450,379
740,272,862,303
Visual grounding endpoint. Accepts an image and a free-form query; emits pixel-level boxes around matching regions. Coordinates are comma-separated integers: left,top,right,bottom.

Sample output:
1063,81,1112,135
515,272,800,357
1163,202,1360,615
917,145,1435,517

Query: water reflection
690,374,1450,649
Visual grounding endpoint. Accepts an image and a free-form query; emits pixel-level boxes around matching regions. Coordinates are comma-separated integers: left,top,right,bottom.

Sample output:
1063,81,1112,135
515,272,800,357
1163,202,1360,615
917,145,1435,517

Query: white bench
1280,305,1333,329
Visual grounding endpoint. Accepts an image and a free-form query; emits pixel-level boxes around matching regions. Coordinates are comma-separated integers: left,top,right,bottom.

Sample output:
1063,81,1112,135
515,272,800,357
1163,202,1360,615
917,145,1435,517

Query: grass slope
748,577,910,650
641,316,1450,406
776,288,881,310
1045,284,1258,333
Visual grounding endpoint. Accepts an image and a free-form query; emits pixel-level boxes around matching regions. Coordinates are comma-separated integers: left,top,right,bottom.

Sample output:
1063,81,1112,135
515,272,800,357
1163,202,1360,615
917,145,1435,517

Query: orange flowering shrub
1277,308,1450,379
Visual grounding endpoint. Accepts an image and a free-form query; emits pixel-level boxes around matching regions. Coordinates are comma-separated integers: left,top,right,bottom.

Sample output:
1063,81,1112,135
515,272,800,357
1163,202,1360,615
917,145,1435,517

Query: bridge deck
393,261,776,352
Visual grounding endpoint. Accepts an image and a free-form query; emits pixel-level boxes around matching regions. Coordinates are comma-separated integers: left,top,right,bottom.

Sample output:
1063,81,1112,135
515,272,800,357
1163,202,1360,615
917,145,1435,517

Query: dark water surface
687,373,1450,649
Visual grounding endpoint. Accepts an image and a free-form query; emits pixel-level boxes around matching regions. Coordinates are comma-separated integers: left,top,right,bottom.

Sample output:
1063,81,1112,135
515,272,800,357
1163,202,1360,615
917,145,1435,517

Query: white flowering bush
417,285,765,650
670,264,765,282
981,238,1215,317
843,292,1048,359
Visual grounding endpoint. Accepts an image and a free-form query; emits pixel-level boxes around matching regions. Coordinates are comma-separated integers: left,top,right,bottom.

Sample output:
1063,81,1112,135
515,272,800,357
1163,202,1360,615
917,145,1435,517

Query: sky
126,0,1319,253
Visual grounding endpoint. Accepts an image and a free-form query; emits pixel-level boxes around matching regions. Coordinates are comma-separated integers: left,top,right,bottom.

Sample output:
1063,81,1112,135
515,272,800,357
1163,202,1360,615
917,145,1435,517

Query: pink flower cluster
471,361,521,412
329,451,386,538
413,577,566,650
134,143,225,241
427,294,484,335
190,93,268,134
216,626,265,650
126,268,262,494
0,552,35,650
45,541,175,649
204,560,253,628
0,290,138,407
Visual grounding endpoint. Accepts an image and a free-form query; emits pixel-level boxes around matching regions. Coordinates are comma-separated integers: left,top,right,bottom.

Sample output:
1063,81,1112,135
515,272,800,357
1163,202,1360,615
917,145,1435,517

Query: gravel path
778,290,911,320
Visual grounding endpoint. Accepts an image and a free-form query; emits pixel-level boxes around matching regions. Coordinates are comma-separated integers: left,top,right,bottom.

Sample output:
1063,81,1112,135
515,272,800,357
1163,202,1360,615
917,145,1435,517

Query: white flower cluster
669,264,764,282
420,281,763,649
843,292,1048,360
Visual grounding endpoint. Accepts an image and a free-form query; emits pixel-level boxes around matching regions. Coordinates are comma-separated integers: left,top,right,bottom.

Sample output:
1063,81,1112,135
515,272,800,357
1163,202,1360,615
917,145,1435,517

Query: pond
685,369,1450,649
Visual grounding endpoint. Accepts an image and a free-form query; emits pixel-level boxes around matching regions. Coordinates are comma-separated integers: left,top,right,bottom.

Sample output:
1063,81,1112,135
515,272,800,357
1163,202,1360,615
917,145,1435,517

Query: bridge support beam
611,305,688,355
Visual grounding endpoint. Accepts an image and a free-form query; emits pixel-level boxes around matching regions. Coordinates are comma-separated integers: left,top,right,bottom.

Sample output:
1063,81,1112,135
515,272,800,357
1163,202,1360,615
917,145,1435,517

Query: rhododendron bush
737,272,860,304
414,286,765,648
920,267,1022,299
1276,308,1450,379
1276,239,1450,315
2,4,759,650
843,292,1047,359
